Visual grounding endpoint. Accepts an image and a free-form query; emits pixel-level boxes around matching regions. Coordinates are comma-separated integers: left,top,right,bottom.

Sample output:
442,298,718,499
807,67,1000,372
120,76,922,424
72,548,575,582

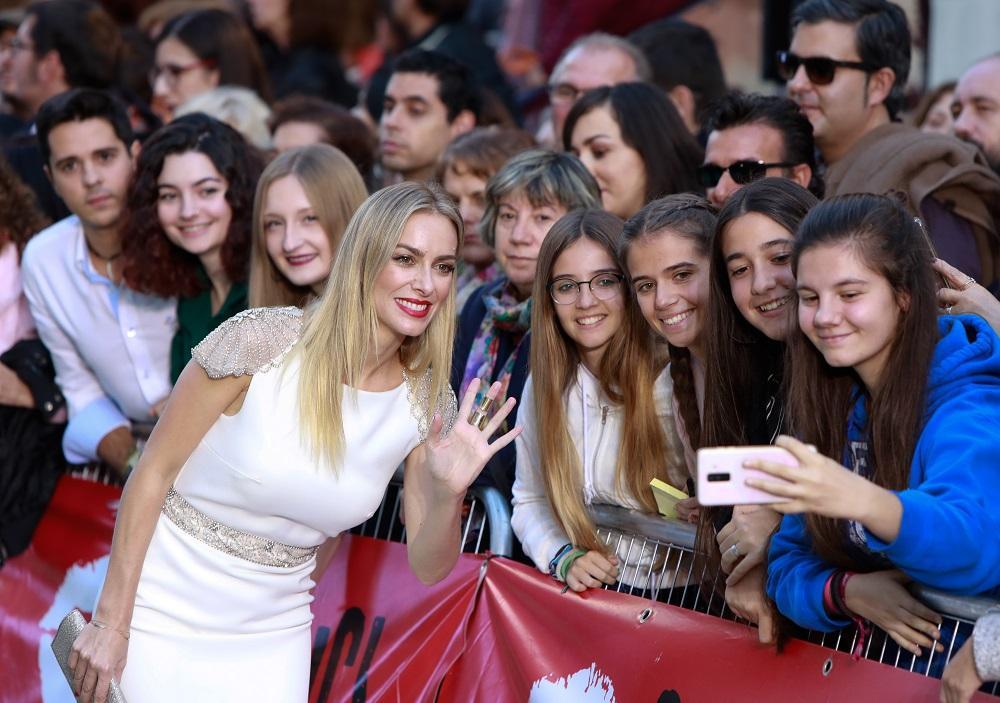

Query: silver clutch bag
51,609,128,703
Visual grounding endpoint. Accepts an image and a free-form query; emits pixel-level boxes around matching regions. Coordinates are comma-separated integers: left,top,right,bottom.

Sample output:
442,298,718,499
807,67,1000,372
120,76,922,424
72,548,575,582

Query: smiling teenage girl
512,210,687,593
248,144,367,308
753,193,1000,657
122,115,264,382
622,194,716,491
701,178,818,641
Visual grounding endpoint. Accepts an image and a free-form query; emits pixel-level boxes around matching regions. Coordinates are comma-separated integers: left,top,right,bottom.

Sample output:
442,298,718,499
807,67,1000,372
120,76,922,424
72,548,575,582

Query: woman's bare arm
69,361,249,701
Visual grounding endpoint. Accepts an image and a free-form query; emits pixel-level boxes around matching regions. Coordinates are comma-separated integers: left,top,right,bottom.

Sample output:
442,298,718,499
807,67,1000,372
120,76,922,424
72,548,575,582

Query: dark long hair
157,9,272,103
121,114,264,298
697,179,818,634
702,178,818,449
788,193,938,568
621,193,716,452
563,82,703,204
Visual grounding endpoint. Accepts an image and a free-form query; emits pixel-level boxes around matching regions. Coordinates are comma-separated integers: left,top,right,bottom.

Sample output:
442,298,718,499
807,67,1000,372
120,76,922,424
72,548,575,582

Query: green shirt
170,280,248,382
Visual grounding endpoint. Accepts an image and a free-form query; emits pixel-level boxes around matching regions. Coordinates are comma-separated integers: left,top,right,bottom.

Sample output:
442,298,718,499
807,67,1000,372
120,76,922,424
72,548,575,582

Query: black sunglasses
776,51,875,85
697,160,796,188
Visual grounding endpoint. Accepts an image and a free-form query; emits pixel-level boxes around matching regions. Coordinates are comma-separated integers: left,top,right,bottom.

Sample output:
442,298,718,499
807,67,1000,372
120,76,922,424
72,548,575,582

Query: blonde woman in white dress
67,182,520,703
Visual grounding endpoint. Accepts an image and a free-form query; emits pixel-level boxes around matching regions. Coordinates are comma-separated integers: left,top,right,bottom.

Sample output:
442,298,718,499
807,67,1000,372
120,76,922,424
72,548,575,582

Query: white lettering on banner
529,663,617,702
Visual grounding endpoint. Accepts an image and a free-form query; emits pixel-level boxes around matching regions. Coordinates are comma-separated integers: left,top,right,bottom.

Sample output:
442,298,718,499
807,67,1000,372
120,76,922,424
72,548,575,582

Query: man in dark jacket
784,0,1000,291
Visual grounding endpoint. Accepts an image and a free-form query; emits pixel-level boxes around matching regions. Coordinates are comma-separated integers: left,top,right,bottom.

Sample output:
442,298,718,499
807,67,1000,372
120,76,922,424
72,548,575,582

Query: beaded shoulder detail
403,367,458,443
192,307,303,379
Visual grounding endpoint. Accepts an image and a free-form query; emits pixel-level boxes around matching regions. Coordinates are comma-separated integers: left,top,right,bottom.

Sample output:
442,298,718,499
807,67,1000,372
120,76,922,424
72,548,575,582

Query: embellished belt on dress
161,488,319,568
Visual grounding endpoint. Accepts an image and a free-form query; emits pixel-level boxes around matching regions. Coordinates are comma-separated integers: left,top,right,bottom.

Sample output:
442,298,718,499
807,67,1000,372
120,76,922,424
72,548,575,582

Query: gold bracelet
91,619,130,640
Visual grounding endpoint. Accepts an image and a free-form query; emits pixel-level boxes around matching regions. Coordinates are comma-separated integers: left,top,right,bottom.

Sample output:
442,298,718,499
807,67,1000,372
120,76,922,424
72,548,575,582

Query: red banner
1,476,992,703
308,536,482,703
1,476,120,703
436,557,969,703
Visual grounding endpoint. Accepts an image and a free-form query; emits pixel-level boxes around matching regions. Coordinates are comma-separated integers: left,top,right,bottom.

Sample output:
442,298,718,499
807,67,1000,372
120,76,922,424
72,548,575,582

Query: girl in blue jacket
748,193,1000,658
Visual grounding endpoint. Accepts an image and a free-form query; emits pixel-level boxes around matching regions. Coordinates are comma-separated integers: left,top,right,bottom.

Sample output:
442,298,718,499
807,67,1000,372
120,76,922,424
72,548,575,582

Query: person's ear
37,49,66,89
896,289,911,313
667,84,699,134
205,67,221,89
790,163,812,190
866,67,895,110
129,140,140,160
449,109,475,137
43,163,51,184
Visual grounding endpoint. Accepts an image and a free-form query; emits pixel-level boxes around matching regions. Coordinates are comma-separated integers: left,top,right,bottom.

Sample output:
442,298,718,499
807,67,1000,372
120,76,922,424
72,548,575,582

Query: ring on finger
727,544,741,559
961,276,976,291
468,394,494,430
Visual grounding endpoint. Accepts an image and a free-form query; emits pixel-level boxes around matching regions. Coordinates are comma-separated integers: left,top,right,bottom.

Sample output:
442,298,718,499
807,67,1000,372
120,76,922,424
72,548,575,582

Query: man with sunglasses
784,0,1000,292
700,92,822,207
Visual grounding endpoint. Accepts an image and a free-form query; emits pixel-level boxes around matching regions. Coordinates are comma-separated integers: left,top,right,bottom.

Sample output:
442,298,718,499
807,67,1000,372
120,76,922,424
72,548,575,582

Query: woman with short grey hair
451,149,601,502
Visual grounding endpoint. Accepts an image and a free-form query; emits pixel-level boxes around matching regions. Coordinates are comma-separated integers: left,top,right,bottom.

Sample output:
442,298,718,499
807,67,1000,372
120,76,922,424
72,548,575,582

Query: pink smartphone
696,446,799,506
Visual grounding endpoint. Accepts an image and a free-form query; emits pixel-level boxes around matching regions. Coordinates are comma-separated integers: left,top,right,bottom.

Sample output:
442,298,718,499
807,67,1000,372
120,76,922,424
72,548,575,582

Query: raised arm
403,379,520,584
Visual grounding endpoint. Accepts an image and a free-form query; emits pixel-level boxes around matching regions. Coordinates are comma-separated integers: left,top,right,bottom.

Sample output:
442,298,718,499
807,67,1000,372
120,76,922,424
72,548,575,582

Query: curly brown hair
121,114,264,298
0,157,50,257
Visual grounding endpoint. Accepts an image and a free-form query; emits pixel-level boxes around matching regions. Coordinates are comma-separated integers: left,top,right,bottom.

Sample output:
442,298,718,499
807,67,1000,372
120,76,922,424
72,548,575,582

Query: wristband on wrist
548,543,574,579
835,571,870,660
822,571,840,617
829,570,850,617
558,549,587,583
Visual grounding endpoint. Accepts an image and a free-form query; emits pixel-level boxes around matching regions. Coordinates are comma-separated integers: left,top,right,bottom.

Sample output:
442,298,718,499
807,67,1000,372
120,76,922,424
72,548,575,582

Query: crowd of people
1,0,999,701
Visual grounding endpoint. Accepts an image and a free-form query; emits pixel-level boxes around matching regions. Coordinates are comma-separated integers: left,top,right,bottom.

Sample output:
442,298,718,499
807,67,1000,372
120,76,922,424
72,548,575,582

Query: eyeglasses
776,51,875,85
549,272,624,305
148,59,215,88
547,82,583,105
697,160,796,188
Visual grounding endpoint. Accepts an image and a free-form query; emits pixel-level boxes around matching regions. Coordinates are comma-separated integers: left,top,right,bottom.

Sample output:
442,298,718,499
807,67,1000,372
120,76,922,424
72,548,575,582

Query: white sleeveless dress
118,307,455,702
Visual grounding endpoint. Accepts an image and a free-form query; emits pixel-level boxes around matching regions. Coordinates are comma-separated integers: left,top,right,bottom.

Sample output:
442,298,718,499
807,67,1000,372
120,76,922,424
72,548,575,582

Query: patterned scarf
460,280,532,402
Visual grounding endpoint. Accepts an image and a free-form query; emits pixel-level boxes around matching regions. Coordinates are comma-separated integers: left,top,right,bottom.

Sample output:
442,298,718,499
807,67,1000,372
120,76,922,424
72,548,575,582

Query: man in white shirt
21,89,175,475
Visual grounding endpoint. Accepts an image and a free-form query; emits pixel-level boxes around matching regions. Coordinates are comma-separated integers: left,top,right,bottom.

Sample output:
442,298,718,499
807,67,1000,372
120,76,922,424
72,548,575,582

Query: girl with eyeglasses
752,193,1000,663
151,9,271,123
511,210,688,594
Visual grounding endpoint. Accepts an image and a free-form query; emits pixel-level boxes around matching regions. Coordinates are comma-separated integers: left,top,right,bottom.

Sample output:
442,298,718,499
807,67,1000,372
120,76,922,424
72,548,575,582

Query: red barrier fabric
1,476,991,703
307,535,483,703
436,557,969,703
0,476,120,703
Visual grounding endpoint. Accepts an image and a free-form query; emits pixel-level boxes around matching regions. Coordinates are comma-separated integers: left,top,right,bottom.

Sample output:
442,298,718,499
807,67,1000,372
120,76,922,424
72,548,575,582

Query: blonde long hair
296,181,462,469
249,144,368,308
530,209,669,552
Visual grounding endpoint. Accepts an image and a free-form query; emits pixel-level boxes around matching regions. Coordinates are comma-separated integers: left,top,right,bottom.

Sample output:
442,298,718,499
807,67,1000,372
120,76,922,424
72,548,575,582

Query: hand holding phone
696,446,800,506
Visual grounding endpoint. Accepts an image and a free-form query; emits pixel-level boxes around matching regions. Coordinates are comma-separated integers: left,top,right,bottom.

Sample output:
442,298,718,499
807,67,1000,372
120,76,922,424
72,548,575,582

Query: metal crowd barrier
351,467,513,557
589,503,1000,695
